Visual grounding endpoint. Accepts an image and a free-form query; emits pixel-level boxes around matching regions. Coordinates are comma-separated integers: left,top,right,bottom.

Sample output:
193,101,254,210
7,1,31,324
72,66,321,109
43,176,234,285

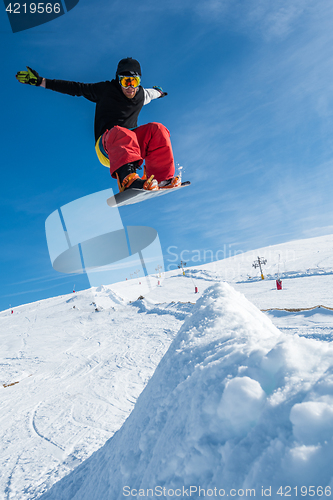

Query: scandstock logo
4,0,79,33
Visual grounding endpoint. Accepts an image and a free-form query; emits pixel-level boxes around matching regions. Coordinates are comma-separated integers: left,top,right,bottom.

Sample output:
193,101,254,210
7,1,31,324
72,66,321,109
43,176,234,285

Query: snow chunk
218,376,266,436
290,401,333,445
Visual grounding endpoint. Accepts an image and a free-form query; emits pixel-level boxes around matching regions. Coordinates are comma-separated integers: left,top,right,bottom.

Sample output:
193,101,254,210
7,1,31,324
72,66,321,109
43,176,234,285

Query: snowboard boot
158,176,181,189
115,162,159,192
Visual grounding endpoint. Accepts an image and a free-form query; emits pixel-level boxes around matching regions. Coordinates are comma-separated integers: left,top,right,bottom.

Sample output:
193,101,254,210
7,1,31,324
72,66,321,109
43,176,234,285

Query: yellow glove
16,66,43,86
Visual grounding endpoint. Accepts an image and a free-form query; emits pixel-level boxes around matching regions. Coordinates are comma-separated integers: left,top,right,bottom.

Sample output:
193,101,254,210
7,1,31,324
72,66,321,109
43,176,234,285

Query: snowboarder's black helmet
116,57,141,77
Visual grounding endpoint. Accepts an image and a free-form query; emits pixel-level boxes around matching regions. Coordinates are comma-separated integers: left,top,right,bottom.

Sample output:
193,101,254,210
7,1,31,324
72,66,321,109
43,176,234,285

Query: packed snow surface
1,234,333,499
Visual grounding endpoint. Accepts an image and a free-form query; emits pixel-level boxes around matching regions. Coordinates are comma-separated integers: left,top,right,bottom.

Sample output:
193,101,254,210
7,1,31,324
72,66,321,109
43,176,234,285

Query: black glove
153,85,168,98
16,66,43,86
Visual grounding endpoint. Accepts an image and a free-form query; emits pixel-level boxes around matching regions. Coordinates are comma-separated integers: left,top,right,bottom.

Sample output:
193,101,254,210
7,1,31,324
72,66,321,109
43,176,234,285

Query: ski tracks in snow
30,403,66,461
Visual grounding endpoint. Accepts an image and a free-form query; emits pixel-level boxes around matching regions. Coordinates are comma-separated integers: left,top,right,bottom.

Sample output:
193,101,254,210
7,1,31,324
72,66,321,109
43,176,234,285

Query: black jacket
45,78,145,141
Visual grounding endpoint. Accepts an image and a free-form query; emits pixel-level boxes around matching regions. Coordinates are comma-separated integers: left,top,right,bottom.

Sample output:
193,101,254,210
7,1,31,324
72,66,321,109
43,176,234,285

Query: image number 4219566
4,0,79,33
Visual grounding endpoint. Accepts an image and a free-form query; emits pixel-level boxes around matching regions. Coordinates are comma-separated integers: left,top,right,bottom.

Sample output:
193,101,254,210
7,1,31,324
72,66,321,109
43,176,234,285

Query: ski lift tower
252,256,267,280
178,261,187,276
155,265,162,278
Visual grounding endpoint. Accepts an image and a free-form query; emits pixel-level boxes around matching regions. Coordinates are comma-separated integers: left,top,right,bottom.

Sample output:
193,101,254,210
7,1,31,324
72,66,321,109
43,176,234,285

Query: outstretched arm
16,66,102,102
143,86,168,105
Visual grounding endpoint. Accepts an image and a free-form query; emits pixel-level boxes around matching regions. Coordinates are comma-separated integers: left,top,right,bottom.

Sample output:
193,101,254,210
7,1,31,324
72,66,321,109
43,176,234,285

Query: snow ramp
41,282,333,499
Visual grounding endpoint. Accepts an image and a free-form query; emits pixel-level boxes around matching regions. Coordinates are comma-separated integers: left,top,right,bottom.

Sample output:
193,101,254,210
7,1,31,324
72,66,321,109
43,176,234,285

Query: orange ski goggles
118,75,141,88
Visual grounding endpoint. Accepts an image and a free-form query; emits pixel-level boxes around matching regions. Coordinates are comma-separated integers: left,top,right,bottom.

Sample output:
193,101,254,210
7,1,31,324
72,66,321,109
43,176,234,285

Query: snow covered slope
41,282,333,499
0,288,183,499
1,234,333,499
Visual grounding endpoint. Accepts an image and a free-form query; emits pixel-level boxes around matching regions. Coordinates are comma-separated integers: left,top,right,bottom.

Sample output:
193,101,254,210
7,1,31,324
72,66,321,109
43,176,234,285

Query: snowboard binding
115,162,159,192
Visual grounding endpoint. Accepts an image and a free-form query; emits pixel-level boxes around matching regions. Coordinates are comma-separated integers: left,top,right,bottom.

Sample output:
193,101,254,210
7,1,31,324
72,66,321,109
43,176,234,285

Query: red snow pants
102,122,175,183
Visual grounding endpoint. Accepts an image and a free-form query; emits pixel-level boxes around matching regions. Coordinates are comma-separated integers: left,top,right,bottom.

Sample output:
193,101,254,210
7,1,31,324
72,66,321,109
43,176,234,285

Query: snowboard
107,181,191,208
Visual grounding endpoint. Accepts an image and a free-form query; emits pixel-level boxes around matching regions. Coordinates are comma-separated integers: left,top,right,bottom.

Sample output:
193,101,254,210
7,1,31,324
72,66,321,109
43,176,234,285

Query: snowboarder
16,57,181,192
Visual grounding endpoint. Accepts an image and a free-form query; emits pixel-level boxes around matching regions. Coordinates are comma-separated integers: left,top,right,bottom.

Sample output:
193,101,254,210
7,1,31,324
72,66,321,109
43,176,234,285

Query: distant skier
16,57,181,192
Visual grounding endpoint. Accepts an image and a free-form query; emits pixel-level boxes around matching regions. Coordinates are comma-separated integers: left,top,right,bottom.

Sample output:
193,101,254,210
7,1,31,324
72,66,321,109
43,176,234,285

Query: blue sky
1,0,333,311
